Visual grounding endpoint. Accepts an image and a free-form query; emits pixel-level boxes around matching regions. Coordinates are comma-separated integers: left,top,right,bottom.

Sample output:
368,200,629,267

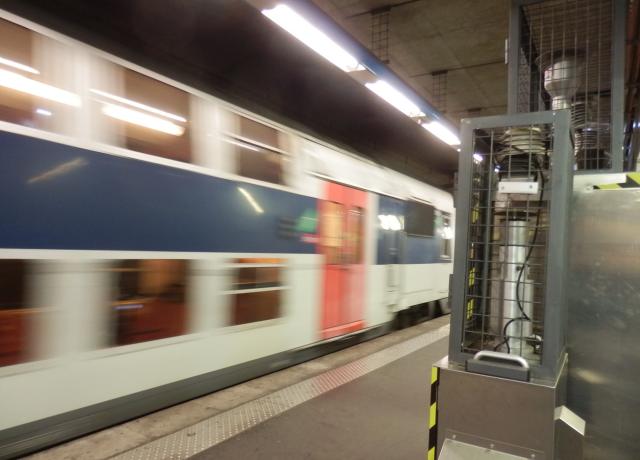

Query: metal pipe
501,220,534,355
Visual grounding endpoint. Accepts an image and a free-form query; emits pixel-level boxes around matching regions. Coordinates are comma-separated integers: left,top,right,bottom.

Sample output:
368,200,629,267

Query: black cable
514,156,545,320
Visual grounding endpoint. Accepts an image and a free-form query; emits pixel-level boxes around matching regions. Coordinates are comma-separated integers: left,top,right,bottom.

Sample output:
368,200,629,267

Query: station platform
26,317,450,460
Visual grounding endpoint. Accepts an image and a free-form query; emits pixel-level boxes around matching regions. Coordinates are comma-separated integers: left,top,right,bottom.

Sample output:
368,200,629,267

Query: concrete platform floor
27,316,450,460
193,334,448,460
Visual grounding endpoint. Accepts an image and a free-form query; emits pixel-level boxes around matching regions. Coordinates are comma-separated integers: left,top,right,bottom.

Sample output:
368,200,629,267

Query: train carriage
0,10,454,457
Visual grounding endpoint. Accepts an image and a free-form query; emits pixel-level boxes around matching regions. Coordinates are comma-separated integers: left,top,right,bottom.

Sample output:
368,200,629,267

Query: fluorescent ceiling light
262,4,363,72
473,153,483,163
422,121,461,146
365,80,425,118
102,104,185,136
90,89,186,123
0,56,39,75
0,68,81,107
238,187,264,214
35,108,52,116
223,138,260,152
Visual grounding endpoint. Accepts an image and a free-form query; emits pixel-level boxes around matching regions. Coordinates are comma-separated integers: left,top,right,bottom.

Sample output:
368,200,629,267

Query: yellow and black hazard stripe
594,172,640,190
427,366,440,460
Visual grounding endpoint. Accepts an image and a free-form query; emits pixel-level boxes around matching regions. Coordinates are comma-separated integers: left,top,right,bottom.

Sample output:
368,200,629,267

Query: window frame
224,258,288,327
108,259,190,347
224,112,290,186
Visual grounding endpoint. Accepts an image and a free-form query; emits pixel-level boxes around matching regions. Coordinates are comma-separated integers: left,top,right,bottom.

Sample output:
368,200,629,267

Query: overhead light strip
422,121,461,146
261,3,460,151
365,80,425,118
262,4,364,72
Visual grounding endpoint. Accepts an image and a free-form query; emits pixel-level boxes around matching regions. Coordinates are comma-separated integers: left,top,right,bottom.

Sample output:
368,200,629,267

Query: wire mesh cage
451,111,573,380
463,123,553,364
508,0,624,172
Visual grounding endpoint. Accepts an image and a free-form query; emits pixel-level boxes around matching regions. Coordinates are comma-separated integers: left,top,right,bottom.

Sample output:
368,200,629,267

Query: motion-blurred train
0,10,454,457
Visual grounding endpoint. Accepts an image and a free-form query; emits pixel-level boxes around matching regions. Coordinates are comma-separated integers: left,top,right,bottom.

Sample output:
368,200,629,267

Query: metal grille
371,7,390,63
514,0,614,171
432,70,448,114
462,122,554,364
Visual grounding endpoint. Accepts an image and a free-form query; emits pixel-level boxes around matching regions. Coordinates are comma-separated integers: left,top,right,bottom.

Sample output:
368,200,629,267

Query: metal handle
472,350,530,370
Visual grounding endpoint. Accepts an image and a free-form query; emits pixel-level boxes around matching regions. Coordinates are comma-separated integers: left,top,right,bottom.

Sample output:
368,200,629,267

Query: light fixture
262,4,364,72
35,108,52,117
421,120,461,146
365,80,425,118
0,56,39,75
0,68,81,107
90,89,187,123
473,153,483,163
101,104,185,136
223,138,260,152
238,187,264,214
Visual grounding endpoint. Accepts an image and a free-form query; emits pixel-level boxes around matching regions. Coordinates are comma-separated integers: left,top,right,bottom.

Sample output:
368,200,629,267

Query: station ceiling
0,0,511,188
314,0,510,121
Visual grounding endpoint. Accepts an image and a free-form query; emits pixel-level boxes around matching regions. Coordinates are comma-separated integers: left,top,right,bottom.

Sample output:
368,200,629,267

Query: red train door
319,181,367,339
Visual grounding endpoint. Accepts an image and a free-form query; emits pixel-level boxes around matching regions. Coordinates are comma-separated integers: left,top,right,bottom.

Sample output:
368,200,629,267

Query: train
0,10,454,458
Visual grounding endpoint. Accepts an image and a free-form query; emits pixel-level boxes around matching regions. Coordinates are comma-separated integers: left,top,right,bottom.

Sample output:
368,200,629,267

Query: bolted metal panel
436,358,567,459
507,0,625,172
450,111,572,381
567,181,640,458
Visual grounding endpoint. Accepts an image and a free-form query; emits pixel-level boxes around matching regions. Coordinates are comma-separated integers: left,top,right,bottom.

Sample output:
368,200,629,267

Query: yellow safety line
596,183,622,190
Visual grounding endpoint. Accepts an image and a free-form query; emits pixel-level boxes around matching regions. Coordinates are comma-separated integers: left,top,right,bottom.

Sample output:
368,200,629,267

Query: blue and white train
0,10,454,457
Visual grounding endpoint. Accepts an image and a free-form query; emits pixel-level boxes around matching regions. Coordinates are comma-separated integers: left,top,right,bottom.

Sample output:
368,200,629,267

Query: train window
110,259,188,346
347,207,365,264
91,67,191,162
227,115,287,185
0,260,36,367
239,116,279,148
229,258,285,326
0,18,80,134
323,201,344,264
405,201,435,237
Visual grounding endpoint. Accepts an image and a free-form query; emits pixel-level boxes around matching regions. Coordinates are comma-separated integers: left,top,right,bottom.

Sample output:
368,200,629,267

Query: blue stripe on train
0,131,317,253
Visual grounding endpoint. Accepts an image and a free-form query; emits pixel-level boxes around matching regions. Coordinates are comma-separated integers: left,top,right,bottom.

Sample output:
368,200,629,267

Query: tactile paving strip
113,324,449,460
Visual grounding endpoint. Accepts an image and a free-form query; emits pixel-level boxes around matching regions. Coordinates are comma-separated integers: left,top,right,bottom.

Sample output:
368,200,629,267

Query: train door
320,182,366,339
